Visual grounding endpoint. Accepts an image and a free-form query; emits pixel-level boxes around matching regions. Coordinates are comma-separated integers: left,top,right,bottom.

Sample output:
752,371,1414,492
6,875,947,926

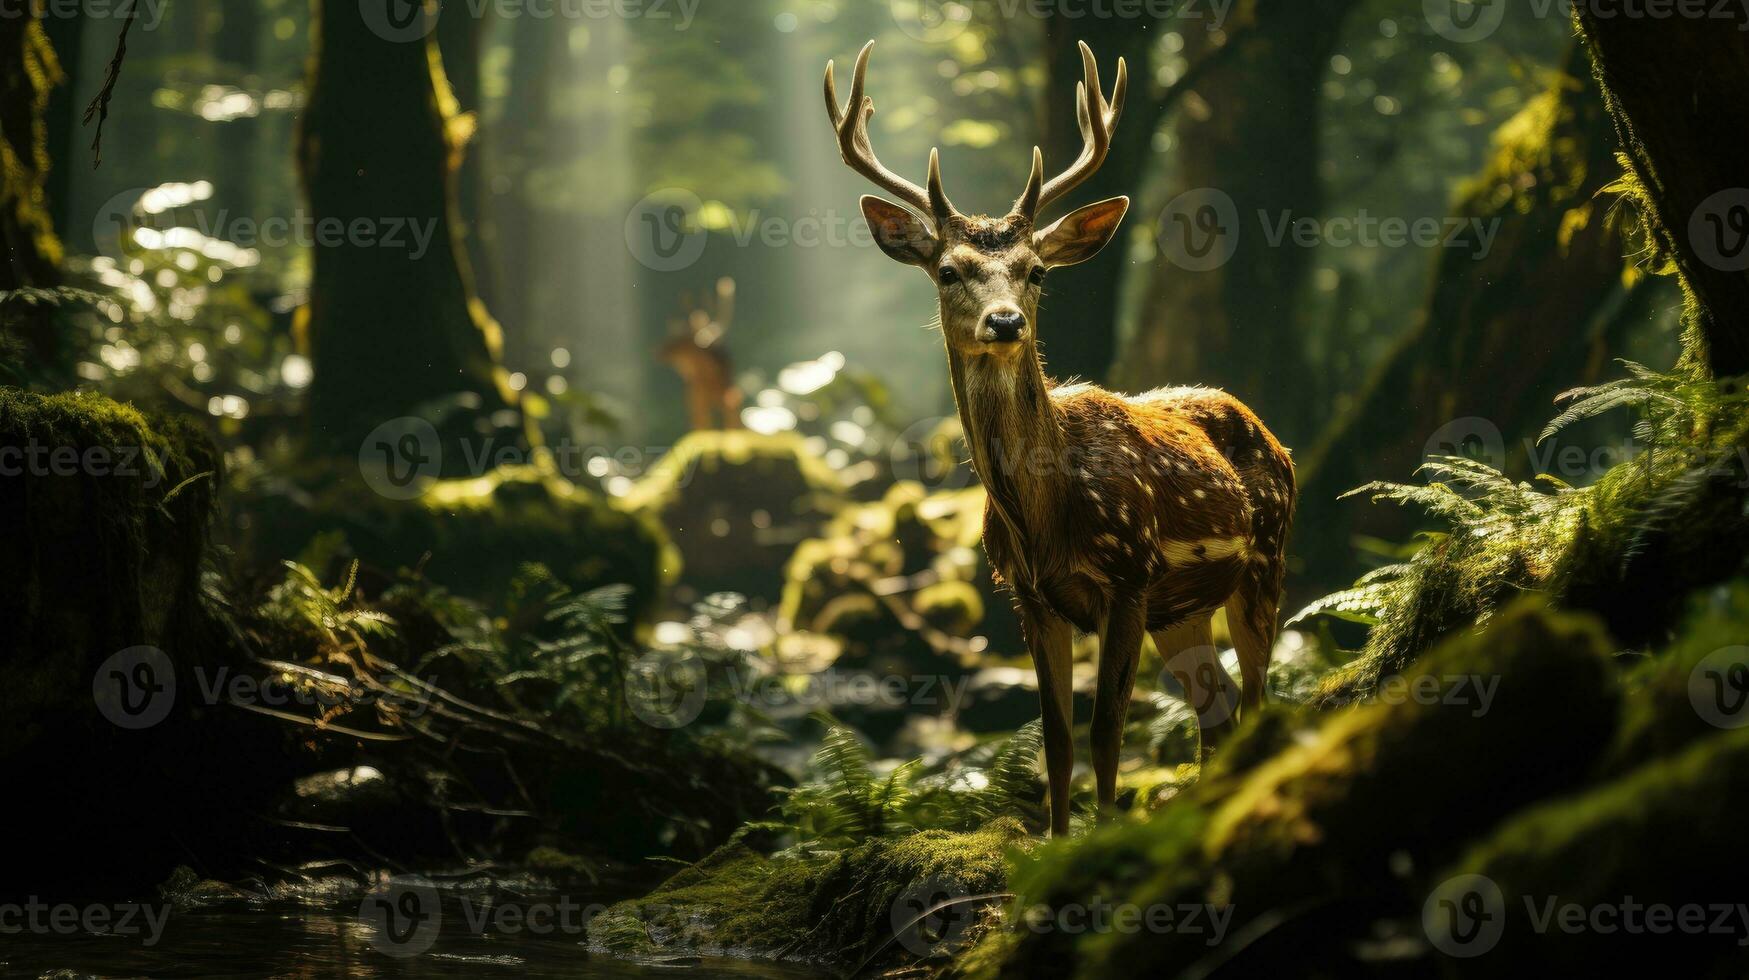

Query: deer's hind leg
1225,567,1282,718
1151,616,1239,758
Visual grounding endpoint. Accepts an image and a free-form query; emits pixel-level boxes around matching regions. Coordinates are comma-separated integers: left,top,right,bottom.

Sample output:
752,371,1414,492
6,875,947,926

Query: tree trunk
213,0,259,217
1115,0,1359,448
435,8,496,312
297,0,515,460
1575,5,1749,377
0,12,64,376
1034,13,1164,384
39,8,82,237
1294,46,1633,594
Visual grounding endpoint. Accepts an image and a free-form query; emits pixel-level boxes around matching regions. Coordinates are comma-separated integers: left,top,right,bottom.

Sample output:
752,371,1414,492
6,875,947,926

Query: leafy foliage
778,720,1043,853
1303,362,1749,700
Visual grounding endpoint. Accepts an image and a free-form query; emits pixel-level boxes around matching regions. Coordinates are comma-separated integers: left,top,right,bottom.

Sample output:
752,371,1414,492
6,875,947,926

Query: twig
82,0,141,168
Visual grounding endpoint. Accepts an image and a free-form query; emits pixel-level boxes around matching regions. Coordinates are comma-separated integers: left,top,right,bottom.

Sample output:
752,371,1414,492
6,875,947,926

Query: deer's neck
948,345,1065,551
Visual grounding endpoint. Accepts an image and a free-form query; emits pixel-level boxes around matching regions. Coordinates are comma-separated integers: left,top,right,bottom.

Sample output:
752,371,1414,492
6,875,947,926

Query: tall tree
1031,14,1163,384
213,0,260,217
435,7,495,310
39,7,83,238
297,0,516,458
0,10,65,376
1296,47,1636,593
1575,4,1749,377
1115,0,1361,448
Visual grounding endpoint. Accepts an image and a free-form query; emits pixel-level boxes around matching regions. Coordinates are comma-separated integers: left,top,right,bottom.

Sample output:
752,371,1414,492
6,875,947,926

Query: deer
659,276,744,432
826,40,1296,836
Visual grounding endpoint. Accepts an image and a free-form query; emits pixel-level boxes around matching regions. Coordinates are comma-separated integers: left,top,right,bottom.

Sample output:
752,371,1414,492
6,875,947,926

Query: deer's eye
938,266,961,285
1028,266,1048,286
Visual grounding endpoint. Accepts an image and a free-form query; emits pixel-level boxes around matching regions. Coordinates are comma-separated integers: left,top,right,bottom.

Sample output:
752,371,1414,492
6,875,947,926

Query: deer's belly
1144,554,1249,631
1036,573,1108,635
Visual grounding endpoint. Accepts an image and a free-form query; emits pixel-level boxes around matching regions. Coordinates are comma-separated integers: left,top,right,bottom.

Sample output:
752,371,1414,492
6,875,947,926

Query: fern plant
1297,361,1749,695
777,720,1044,853
261,560,397,659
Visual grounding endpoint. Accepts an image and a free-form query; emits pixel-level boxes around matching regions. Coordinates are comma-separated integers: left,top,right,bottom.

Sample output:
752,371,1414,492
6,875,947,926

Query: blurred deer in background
660,277,743,432
827,41,1296,836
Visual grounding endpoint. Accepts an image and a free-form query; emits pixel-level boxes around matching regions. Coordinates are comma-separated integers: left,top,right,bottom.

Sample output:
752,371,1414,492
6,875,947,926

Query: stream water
0,892,822,979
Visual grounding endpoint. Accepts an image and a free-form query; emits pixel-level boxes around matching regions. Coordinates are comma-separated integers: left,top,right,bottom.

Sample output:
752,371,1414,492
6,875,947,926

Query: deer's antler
1017,41,1128,222
826,41,957,232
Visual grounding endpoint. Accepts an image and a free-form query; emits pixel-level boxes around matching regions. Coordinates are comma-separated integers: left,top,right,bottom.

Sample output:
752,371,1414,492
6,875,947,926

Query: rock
624,430,845,603
229,458,671,622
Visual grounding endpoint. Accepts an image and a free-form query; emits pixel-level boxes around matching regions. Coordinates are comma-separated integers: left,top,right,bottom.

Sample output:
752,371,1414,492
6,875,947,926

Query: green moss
1606,579,1749,769
621,430,844,601
776,482,1020,672
229,457,670,622
986,601,1619,978
1320,399,1749,702
0,388,219,754
1444,724,1749,970
590,819,1030,970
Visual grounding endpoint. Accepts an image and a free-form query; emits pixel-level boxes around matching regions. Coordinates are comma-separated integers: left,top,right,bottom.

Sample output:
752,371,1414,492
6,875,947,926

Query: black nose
985,312,1025,342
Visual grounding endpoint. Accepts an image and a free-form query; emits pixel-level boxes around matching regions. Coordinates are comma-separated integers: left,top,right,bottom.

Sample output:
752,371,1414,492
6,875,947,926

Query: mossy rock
0,388,220,756
986,600,1620,978
623,430,845,603
1607,579,1749,770
591,820,1030,971
778,482,1022,678
229,458,672,622
1438,723,1749,973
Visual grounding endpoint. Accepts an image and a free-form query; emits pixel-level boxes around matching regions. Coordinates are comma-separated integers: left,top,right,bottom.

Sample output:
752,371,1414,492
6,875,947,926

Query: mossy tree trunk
1576,6,1749,377
39,6,83,237
1114,0,1359,448
297,0,515,459
1033,13,1164,385
1295,47,1632,591
435,7,497,313
0,11,65,375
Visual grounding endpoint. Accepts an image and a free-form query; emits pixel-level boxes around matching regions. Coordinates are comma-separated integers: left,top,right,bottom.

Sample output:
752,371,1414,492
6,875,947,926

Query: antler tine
825,41,951,227
1037,41,1128,212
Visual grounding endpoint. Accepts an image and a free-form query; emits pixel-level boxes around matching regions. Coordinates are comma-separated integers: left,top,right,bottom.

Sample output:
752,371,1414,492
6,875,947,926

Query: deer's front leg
1092,594,1146,817
1017,597,1075,837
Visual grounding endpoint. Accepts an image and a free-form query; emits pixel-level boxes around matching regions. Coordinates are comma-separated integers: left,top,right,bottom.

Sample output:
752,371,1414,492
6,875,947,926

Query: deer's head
827,41,1129,360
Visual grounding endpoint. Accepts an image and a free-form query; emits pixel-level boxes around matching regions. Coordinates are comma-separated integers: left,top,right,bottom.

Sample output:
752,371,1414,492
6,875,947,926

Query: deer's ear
862,196,937,267
1035,197,1129,268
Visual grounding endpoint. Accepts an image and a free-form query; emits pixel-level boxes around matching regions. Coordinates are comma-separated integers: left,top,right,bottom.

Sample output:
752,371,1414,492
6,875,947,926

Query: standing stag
826,41,1296,835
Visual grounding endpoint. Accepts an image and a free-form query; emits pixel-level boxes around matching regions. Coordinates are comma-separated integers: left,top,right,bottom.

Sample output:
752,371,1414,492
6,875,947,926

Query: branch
82,0,141,169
